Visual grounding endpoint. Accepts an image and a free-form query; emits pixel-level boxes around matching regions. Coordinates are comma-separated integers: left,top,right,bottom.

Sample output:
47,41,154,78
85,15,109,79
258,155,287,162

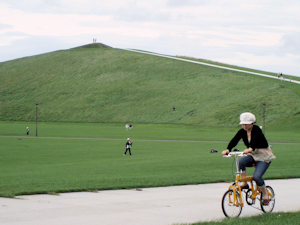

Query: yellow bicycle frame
228,175,272,207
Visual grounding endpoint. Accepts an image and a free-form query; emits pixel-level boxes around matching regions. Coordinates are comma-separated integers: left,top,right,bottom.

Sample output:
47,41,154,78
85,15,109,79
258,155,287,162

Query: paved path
124,49,300,84
1,179,299,225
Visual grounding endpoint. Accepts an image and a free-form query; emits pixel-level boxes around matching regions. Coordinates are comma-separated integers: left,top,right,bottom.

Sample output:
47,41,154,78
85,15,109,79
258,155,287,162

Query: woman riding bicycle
222,112,276,205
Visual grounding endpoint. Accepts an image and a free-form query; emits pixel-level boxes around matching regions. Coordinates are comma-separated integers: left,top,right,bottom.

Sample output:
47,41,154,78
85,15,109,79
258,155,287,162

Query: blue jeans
239,155,271,188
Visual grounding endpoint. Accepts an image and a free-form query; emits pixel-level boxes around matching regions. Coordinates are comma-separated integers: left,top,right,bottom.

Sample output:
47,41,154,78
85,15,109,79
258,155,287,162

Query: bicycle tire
222,189,242,217
260,186,275,213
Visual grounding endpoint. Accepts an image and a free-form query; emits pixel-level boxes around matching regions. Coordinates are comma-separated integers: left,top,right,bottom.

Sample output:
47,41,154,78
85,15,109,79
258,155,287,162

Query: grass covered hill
1,44,300,127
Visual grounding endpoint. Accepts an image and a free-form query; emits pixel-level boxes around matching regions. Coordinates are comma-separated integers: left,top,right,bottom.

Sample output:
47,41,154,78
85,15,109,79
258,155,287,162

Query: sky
1,0,300,77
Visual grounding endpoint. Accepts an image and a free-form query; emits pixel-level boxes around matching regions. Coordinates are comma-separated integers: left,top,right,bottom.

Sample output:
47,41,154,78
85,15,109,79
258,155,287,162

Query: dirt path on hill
124,49,300,85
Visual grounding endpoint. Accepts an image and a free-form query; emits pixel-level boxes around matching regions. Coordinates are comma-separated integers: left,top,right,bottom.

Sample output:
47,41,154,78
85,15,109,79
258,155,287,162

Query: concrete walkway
1,179,299,225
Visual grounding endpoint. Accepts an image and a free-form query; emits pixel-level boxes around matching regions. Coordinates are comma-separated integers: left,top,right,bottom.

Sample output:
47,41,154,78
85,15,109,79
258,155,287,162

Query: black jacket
227,125,268,151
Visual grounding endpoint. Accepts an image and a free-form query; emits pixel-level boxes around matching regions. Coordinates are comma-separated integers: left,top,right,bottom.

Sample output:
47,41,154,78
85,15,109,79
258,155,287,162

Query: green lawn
1,120,299,142
191,211,300,225
1,122,299,197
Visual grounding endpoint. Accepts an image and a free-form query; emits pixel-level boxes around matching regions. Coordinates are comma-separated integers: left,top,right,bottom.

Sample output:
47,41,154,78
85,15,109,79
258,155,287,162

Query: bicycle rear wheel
260,186,275,213
222,190,242,217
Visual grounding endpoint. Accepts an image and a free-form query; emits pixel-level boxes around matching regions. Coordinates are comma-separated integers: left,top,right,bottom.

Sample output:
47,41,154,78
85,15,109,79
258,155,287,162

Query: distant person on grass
222,112,276,205
124,138,132,156
26,127,29,135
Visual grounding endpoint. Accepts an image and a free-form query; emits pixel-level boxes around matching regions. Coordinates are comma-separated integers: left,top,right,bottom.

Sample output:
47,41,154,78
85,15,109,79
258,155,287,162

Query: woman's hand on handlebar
243,148,253,154
222,149,230,155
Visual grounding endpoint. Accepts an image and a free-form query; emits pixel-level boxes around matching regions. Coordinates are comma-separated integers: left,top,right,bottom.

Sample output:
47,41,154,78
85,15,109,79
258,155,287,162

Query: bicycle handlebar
223,152,244,158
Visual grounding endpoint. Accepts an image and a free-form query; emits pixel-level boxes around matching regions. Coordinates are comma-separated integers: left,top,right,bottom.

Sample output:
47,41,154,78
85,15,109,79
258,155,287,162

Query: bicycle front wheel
260,186,275,213
222,189,242,217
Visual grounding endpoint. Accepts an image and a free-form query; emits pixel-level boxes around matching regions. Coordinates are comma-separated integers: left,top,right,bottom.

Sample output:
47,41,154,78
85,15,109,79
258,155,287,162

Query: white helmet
127,138,130,140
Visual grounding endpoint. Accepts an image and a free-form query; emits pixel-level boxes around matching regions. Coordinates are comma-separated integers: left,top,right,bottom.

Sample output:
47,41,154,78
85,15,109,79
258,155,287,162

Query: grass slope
1,44,300,127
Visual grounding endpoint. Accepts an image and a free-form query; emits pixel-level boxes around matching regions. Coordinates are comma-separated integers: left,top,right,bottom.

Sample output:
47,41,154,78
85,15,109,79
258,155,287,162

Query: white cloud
0,6,162,40
185,28,283,47
0,34,28,46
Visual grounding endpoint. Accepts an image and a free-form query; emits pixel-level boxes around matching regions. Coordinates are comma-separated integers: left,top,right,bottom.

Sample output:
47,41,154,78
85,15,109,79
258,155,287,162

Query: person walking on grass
222,112,276,205
26,127,29,135
124,138,132,155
